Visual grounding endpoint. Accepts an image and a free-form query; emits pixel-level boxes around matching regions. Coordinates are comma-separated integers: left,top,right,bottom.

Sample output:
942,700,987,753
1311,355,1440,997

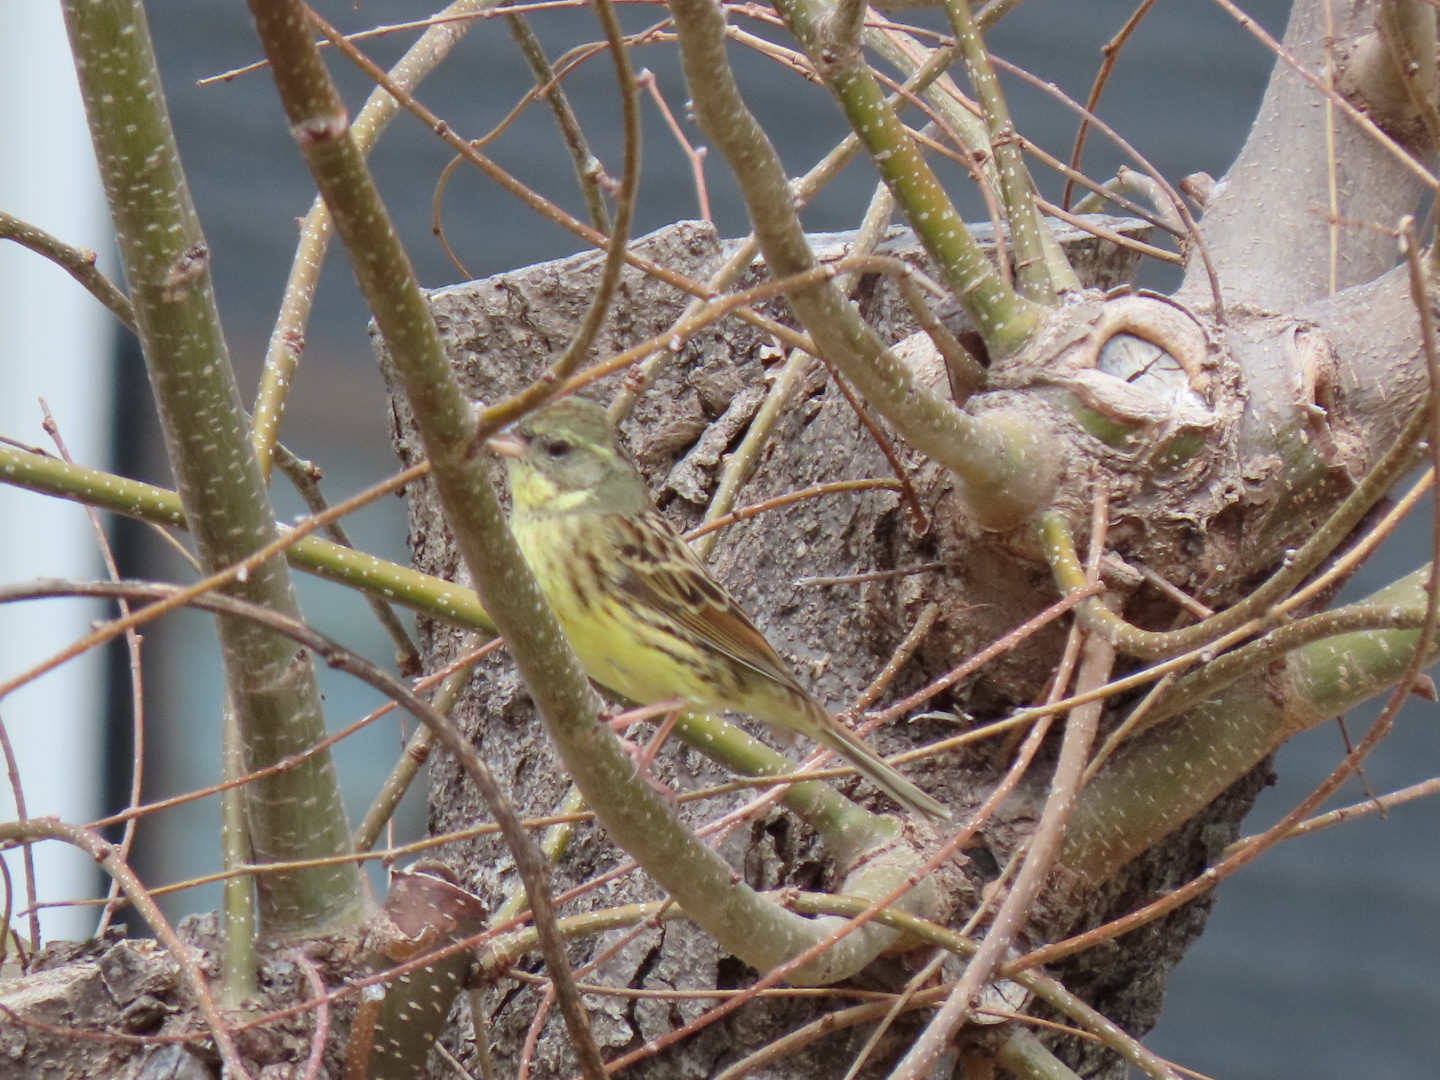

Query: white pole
0,2,118,943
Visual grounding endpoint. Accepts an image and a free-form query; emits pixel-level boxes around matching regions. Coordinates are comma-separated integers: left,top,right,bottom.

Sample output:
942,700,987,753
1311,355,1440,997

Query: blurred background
1,1,1435,1077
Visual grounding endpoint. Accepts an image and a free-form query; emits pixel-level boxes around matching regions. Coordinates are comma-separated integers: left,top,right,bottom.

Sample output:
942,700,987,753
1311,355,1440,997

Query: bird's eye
545,439,572,459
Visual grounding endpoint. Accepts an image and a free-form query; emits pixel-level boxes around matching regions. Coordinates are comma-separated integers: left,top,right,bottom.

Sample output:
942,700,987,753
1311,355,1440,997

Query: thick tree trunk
5,5,1434,1079
377,217,1268,1079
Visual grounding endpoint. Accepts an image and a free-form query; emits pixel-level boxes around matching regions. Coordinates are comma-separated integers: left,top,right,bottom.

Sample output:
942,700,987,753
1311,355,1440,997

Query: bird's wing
610,512,807,693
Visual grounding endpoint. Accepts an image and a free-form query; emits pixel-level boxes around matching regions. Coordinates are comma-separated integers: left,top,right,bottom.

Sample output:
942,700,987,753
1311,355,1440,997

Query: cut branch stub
1057,342,1213,462
1041,294,1222,479
969,291,1236,522
364,863,490,1080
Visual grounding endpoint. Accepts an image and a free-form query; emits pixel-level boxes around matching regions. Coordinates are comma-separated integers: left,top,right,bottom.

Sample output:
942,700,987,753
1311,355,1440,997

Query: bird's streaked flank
490,397,948,820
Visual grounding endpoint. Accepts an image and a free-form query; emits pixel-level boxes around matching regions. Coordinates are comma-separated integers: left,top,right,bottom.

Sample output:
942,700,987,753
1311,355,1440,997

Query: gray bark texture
5,5,1433,1079
375,218,1270,1080
0,916,364,1079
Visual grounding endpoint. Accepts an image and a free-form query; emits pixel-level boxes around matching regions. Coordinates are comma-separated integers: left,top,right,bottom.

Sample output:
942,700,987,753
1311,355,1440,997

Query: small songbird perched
489,397,948,820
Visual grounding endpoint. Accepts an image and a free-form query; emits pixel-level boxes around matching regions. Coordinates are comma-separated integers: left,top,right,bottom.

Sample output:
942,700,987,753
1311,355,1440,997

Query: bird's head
489,398,650,515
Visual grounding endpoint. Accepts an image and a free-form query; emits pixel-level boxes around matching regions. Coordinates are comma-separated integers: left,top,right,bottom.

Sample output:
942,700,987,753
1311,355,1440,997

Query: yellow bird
490,397,948,820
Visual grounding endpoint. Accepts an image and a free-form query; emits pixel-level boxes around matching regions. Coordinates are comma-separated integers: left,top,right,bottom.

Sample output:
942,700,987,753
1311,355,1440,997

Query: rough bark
370,217,1273,1079
6,4,1436,1079
0,917,364,1080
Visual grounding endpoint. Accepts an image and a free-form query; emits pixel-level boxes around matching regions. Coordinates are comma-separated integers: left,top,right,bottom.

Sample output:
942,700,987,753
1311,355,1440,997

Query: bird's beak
486,431,528,459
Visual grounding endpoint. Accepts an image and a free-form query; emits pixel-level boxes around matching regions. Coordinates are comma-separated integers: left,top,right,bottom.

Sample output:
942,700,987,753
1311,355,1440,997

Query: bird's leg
604,698,685,738
602,699,685,803
637,706,683,773
604,711,632,735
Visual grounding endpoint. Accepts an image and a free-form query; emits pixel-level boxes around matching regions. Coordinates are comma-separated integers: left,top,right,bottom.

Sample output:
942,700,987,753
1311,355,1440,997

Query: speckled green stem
219,702,256,1005
62,0,362,937
668,0,1056,525
0,210,135,332
252,0,500,479
1040,399,1428,659
862,28,1081,294
672,711,899,861
0,442,498,632
486,892,1180,1080
943,0,1055,303
782,0,1043,356
243,0,908,991
1065,566,1437,883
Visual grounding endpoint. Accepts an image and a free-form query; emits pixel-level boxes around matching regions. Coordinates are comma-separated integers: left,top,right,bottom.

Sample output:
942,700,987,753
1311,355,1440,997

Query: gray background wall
112,2,1437,1077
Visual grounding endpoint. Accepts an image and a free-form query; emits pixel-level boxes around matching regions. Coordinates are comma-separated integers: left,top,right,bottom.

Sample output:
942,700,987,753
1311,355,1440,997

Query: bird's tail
812,714,950,821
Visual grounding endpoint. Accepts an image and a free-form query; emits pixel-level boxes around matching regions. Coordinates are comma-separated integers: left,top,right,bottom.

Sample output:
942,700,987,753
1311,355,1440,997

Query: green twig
977,0,1028,26
669,0,1056,526
243,2,605,1071
220,701,257,1007
780,0,1042,357
252,0,496,479
862,28,1084,293
898,273,987,404
670,711,899,860
352,644,494,854
62,0,362,936
1065,562,1439,884
504,8,612,233
692,181,896,563
1039,399,1431,659
0,441,497,631
943,0,1055,302
0,210,135,332
888,627,1115,1080
1136,602,1428,732
484,892,1181,1080
271,442,422,674
995,1029,1085,1080
493,786,588,926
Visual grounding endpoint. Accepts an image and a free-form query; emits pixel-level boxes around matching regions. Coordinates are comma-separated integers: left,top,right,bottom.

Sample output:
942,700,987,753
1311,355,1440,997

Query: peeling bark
372,217,1276,1079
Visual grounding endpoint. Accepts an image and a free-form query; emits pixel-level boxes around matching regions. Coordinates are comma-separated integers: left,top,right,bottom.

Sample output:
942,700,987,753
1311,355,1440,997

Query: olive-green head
489,398,650,516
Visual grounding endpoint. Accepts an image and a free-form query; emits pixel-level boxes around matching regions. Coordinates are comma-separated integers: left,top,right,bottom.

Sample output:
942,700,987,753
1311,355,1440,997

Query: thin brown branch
0,459,427,704
0,819,253,1079
0,718,40,957
1062,0,1157,210
291,2,819,362
887,492,1113,1080
270,442,422,675
470,0,642,435
39,402,147,937
294,953,330,1080
989,52,1223,320
507,7,615,233
639,67,710,221
1209,0,1439,191
0,210,135,333
7,572,602,1077
1225,775,1440,852
683,478,904,541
